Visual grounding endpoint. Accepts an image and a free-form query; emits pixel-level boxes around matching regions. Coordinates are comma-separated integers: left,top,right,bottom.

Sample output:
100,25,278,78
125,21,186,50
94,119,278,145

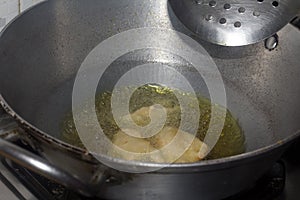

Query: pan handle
0,107,101,197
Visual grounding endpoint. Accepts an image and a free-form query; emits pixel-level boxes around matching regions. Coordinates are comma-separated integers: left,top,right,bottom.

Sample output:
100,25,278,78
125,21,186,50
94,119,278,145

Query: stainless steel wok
0,0,300,199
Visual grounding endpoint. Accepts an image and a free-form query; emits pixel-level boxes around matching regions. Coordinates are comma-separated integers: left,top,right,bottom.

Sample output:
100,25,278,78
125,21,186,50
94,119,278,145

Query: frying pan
0,0,300,199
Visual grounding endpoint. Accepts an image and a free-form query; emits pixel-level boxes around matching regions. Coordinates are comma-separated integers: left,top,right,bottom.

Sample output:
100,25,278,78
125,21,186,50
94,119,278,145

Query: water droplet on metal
265,34,279,51
253,11,260,17
205,14,213,21
195,0,203,4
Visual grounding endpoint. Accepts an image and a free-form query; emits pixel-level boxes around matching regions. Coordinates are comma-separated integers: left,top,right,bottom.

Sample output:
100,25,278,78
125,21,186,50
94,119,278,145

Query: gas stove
0,140,299,200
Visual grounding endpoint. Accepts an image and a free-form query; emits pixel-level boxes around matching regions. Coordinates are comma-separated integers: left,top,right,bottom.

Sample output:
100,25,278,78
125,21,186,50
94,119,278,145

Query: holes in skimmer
219,18,227,24
272,1,279,7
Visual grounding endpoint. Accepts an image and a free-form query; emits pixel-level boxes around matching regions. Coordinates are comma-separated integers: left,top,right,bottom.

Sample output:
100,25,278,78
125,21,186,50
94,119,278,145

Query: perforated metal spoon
169,0,300,46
